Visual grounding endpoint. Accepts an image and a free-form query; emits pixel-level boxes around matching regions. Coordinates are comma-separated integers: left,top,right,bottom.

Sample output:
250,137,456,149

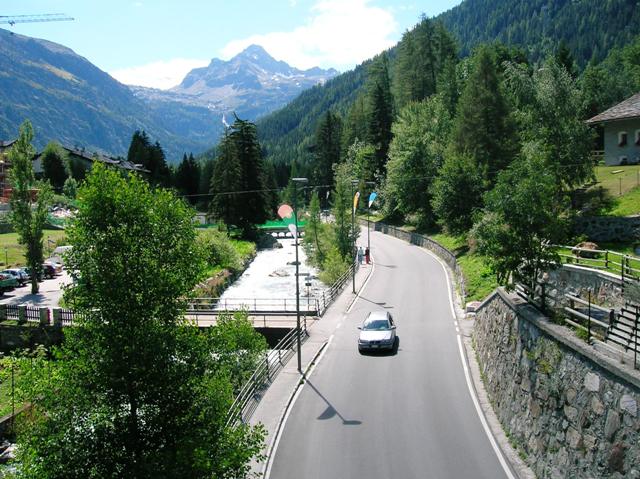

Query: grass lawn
429,232,497,302
557,241,640,279
606,187,640,216
0,367,22,418
0,230,67,268
595,164,640,197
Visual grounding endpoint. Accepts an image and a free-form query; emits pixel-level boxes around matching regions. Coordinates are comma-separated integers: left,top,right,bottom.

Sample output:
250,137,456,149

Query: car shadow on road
358,336,400,357
306,380,362,426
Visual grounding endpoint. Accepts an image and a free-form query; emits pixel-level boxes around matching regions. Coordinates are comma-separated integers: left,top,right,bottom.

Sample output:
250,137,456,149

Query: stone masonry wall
474,289,640,478
574,216,640,243
544,265,625,311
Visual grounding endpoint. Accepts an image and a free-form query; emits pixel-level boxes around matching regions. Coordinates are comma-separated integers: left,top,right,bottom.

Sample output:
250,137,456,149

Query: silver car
358,311,396,352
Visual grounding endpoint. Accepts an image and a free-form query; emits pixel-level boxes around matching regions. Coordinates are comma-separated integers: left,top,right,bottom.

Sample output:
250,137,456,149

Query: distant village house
587,92,640,166
0,141,148,200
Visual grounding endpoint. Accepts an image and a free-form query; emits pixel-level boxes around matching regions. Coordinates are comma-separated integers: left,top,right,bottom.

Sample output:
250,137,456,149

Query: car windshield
363,318,389,331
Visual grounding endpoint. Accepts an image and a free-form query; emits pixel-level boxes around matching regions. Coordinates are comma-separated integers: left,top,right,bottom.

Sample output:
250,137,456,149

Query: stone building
587,92,640,166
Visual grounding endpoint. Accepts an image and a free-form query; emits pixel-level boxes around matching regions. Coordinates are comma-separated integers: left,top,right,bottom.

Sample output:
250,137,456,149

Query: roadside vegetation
0,231,66,267
9,164,266,478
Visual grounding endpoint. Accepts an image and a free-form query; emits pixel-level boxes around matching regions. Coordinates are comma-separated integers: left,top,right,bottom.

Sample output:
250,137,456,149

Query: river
219,236,327,308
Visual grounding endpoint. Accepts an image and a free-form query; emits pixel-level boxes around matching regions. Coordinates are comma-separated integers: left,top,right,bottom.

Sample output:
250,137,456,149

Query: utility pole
292,177,308,374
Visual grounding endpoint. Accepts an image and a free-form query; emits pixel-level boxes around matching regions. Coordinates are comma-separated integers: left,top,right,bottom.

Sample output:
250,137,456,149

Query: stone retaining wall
575,216,640,243
474,289,640,478
544,265,626,310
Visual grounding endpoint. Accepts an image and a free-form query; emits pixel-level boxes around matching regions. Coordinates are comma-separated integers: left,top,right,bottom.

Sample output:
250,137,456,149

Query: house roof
59,145,149,173
586,92,640,124
0,140,16,149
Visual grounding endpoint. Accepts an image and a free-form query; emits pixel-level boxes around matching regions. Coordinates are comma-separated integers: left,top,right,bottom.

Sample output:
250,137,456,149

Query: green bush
198,230,243,272
319,246,350,285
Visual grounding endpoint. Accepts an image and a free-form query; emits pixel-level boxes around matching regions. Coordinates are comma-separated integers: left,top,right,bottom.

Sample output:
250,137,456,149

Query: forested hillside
437,0,640,66
256,62,368,171
255,0,640,174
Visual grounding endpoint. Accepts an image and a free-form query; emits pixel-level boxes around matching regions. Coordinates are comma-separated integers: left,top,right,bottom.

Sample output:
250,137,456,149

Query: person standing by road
365,247,370,264
357,246,364,264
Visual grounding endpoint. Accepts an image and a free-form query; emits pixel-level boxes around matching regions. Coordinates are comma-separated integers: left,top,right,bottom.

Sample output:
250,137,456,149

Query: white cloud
109,58,209,89
221,0,398,71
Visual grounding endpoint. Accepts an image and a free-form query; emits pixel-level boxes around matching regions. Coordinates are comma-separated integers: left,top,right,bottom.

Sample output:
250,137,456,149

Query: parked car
1,269,28,286
357,310,396,352
0,273,18,294
44,260,63,274
41,263,57,279
49,245,72,266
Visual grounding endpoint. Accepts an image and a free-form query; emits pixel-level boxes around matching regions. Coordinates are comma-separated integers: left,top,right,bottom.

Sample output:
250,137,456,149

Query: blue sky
2,0,462,89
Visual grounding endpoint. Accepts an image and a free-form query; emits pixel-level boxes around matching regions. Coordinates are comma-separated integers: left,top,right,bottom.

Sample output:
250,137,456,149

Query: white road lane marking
346,258,376,314
457,334,516,479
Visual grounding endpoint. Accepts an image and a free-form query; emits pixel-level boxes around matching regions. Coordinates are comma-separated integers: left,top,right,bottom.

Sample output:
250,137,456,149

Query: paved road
0,271,70,308
268,230,510,479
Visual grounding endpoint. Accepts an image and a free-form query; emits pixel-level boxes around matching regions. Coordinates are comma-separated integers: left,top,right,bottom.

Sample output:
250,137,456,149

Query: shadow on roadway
358,296,394,310
358,336,401,357
306,380,362,426
374,263,397,268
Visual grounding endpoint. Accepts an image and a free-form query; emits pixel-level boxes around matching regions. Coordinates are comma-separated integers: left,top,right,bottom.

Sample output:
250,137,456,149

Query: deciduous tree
8,121,52,294
16,163,265,478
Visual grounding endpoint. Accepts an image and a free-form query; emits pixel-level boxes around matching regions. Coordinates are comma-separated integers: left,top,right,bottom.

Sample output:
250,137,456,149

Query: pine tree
450,46,517,185
40,142,69,192
312,111,342,188
366,55,394,177
209,133,242,228
174,153,200,203
209,118,270,236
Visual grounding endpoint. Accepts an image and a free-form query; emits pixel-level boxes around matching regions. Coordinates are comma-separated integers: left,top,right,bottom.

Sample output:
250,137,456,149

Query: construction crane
0,14,74,27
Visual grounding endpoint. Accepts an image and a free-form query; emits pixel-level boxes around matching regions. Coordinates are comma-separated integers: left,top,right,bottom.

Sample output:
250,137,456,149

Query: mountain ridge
0,32,335,161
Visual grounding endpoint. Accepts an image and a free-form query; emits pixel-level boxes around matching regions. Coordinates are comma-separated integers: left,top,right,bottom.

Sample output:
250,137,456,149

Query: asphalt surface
0,271,70,307
268,230,510,479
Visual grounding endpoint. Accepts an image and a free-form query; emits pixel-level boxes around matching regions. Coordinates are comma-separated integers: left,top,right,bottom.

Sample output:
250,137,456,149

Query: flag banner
353,191,360,214
368,192,377,208
288,223,297,236
278,204,293,219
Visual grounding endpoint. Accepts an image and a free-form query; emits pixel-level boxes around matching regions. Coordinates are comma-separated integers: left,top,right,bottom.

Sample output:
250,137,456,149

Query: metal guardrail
555,245,640,283
316,261,357,316
226,322,309,427
186,297,320,314
223,257,358,425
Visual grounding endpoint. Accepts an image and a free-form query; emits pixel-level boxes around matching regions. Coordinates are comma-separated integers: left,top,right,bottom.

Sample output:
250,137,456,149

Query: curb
345,259,375,313
261,340,329,477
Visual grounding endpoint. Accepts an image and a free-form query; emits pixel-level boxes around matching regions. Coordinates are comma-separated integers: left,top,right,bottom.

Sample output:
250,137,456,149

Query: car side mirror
357,326,362,330
391,325,396,330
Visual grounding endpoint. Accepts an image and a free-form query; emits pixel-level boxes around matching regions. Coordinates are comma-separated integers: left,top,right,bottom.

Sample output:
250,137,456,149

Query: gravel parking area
0,271,71,308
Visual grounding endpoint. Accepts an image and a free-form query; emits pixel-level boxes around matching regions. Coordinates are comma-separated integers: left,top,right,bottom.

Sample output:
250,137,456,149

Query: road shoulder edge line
411,244,533,479
263,340,329,479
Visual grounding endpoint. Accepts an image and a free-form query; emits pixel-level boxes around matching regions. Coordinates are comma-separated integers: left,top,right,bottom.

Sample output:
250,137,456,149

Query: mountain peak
235,44,272,60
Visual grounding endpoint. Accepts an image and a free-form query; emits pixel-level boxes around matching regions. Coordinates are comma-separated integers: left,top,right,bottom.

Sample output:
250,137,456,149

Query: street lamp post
350,180,359,294
292,177,308,374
